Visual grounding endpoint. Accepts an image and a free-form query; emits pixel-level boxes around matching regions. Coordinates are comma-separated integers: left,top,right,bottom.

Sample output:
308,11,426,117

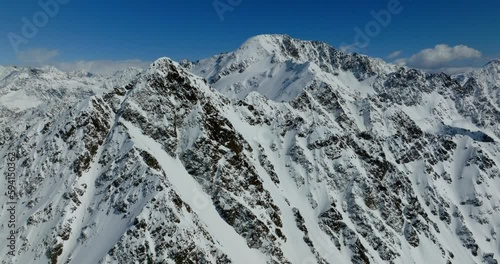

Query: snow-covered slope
1,36,499,264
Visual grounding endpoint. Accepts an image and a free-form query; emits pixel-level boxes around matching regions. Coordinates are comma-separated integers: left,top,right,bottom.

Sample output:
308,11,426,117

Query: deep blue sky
1,0,499,68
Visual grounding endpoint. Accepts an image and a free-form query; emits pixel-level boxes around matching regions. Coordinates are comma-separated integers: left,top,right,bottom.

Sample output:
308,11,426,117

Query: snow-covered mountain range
1,35,499,264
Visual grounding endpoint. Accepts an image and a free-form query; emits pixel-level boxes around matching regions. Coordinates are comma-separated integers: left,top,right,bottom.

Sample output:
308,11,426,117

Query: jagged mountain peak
240,34,303,53
189,35,397,101
481,59,500,74
240,34,300,48
483,60,500,73
150,57,175,67
242,33,293,42
145,57,180,78
237,34,334,64
237,34,389,69
485,58,500,66
145,57,203,86
455,58,500,87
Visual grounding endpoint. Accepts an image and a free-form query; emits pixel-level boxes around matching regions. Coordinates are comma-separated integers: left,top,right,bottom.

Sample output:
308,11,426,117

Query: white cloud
338,43,359,53
387,50,402,59
397,44,482,69
52,59,151,76
17,48,60,65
